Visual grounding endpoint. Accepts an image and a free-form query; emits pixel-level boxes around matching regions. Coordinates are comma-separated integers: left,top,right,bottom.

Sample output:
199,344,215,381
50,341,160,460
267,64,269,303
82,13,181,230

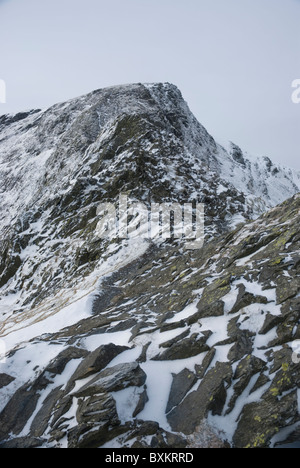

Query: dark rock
233,391,299,448
73,362,147,397
259,313,283,335
133,386,149,417
195,348,216,379
45,347,88,375
226,355,267,414
0,373,15,389
167,362,232,434
0,380,48,441
76,392,119,425
66,343,129,391
227,330,254,362
166,368,197,413
187,300,224,324
30,386,64,438
230,283,268,314
276,276,299,304
153,332,211,361
0,437,46,449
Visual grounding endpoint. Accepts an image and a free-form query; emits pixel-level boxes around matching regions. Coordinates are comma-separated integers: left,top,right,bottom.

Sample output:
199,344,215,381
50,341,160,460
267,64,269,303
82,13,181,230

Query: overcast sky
0,0,299,169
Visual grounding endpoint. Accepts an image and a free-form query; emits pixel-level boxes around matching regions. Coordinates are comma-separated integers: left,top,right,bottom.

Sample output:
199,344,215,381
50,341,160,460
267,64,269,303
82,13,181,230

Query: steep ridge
0,83,299,332
0,83,299,448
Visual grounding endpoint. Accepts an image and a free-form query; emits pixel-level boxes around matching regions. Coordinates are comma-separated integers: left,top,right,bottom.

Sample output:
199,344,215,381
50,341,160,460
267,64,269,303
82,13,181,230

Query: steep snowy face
0,83,299,235
0,82,300,337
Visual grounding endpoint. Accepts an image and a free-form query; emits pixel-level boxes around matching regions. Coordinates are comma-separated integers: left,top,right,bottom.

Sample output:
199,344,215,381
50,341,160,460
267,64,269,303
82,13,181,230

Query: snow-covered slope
0,83,299,448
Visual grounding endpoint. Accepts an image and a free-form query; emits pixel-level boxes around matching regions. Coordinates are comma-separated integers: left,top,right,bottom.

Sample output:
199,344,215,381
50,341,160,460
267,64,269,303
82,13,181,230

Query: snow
139,355,204,431
0,83,299,448
165,301,198,323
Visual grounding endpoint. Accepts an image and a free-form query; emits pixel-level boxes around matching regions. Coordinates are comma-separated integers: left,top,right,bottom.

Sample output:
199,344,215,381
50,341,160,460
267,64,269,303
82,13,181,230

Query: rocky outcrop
0,193,299,448
0,84,299,448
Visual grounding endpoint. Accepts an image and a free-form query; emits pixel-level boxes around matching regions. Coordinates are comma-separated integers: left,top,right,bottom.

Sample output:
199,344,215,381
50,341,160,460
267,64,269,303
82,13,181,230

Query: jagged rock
30,387,65,438
65,343,129,391
166,368,197,413
230,283,268,314
123,421,188,449
259,313,283,335
153,332,211,361
227,330,254,362
76,392,119,425
186,420,229,448
167,362,232,434
195,348,216,379
133,386,149,417
226,355,267,413
0,374,51,441
0,373,15,389
45,347,88,375
0,437,46,449
73,362,147,397
67,422,120,449
233,391,299,448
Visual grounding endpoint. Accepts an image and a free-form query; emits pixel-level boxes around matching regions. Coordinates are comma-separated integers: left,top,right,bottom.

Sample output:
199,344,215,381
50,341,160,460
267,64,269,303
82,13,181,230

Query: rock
188,300,224,323
195,348,216,379
66,343,129,391
123,420,188,449
133,386,149,417
259,313,283,335
276,276,299,304
73,362,147,397
153,332,211,361
45,347,88,375
230,283,268,314
0,377,49,441
0,437,46,449
167,362,232,434
30,387,65,438
197,276,231,311
226,355,267,414
166,368,197,413
233,391,299,448
0,373,15,389
186,420,228,448
67,422,120,449
227,330,254,362
76,392,119,425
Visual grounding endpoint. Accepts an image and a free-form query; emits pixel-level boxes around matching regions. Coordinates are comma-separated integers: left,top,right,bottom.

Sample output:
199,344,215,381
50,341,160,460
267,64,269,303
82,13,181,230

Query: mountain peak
0,84,299,448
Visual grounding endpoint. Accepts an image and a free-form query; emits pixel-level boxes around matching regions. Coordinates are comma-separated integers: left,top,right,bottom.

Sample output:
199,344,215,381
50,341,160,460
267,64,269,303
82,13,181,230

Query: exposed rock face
0,84,299,448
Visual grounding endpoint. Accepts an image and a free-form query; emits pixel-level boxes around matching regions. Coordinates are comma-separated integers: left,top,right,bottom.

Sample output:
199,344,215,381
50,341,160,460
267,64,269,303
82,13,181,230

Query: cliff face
0,83,299,448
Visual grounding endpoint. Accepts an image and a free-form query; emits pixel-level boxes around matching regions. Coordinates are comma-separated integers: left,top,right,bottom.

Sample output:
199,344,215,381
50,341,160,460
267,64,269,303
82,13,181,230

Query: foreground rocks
0,195,299,448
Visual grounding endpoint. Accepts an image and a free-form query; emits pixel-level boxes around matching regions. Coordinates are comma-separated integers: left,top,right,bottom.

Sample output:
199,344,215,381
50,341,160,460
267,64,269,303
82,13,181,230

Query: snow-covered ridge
0,83,300,448
0,82,299,236
0,82,299,340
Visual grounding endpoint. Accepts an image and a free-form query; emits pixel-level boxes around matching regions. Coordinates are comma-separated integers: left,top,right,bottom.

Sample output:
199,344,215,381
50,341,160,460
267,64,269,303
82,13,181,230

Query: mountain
0,83,299,448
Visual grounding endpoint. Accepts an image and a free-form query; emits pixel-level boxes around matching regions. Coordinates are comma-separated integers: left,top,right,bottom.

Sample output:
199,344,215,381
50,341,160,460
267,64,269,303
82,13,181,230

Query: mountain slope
1,83,299,331
0,192,299,448
0,83,299,448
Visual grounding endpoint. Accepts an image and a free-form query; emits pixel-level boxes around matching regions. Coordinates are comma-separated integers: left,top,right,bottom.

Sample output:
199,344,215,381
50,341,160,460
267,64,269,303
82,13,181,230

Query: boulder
66,343,129,391
167,362,232,434
73,362,147,397
166,368,197,413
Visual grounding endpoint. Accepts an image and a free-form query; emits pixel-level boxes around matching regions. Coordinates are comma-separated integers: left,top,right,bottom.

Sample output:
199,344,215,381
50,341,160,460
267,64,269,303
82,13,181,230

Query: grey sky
0,0,299,169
